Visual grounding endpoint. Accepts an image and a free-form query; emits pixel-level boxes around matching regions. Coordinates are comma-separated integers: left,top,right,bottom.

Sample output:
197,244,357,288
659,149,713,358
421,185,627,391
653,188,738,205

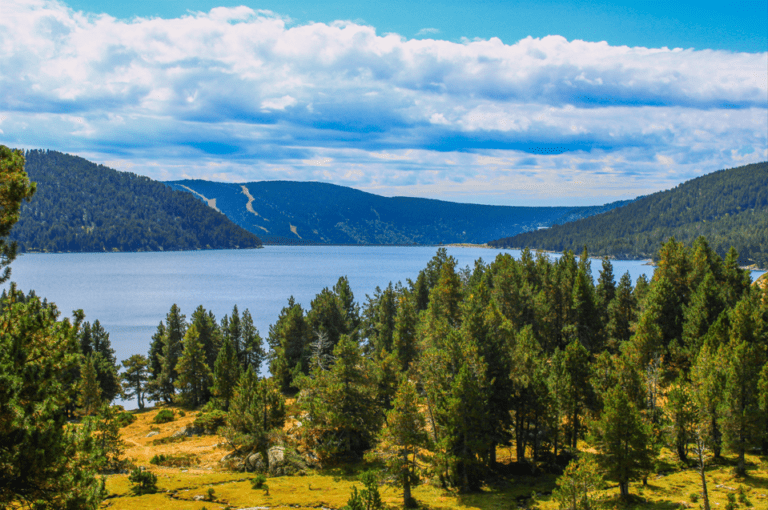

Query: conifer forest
2,147,768,509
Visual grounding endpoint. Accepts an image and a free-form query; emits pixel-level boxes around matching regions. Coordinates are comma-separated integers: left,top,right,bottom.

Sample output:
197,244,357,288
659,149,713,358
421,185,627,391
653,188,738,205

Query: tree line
10,149,262,253
490,161,768,268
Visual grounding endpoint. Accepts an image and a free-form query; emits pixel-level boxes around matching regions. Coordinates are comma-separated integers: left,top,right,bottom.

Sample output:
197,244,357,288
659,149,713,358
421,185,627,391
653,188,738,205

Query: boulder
267,446,285,465
146,431,159,438
246,452,267,472
172,425,203,438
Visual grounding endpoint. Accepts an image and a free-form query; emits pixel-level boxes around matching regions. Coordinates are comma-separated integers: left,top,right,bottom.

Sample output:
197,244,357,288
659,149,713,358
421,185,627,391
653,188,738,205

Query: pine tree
121,354,149,409
666,379,696,462
0,285,104,508
241,308,265,372
90,404,126,473
0,146,36,283
190,305,222,372
374,376,429,508
225,368,285,458
605,272,635,350
297,335,382,460
212,336,241,411
721,328,765,475
551,455,603,510
392,288,419,372
691,340,726,458
175,324,213,407
591,386,653,499
268,296,310,392
157,304,186,402
79,353,103,416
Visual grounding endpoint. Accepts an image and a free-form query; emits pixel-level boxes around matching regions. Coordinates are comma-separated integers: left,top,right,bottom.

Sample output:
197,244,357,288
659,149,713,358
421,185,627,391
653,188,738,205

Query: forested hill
10,150,262,253
489,161,768,267
165,179,632,245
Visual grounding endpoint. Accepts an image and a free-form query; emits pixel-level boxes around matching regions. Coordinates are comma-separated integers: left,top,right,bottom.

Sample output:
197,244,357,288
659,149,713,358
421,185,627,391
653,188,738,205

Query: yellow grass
104,406,768,510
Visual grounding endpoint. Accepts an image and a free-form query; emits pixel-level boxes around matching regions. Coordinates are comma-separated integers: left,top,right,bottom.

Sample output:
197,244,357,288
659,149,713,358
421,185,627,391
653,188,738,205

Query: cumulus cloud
0,0,766,205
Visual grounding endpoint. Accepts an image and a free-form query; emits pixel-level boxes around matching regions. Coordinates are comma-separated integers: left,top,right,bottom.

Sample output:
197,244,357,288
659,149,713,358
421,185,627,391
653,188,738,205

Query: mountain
488,162,768,267
165,179,632,245
11,150,262,253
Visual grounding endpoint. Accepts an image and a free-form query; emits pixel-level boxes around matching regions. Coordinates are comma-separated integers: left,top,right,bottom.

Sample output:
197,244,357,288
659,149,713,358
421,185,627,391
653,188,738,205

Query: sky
0,0,766,206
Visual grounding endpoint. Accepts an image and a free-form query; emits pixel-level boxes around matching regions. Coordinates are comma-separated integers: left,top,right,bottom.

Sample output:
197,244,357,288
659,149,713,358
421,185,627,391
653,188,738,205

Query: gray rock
172,425,204,438
146,431,159,438
267,446,285,465
246,452,267,472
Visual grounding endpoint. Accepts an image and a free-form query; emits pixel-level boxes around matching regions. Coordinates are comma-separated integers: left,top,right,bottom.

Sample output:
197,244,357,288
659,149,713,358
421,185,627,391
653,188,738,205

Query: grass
103,406,768,509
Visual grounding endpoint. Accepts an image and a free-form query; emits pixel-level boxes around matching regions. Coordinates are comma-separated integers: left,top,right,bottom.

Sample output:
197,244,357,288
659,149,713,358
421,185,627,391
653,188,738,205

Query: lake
6,246,764,408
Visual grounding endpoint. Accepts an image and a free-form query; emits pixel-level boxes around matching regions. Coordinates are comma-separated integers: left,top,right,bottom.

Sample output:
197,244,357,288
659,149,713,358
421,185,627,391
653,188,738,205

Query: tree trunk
403,450,412,507
619,481,629,498
712,416,722,458
697,444,710,510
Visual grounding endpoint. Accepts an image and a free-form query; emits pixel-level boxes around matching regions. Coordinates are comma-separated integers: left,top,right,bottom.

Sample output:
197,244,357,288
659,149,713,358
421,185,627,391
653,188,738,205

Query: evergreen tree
297,335,382,460
364,283,397,354
241,308,266,372
666,379,696,462
591,386,653,499
374,376,429,508
147,321,166,379
551,455,603,510
392,287,419,372
268,296,310,392
175,324,213,407
0,285,104,508
0,145,36,283
561,339,592,450
190,305,222,372
605,272,635,351
78,353,103,416
212,336,241,411
121,354,149,409
90,404,126,473
157,304,186,402
721,325,765,475
691,340,726,458
225,368,285,459
89,320,121,403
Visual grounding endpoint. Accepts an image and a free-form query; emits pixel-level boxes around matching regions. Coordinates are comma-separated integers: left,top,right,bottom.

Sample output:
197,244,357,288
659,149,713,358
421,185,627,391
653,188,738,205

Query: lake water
6,246,764,408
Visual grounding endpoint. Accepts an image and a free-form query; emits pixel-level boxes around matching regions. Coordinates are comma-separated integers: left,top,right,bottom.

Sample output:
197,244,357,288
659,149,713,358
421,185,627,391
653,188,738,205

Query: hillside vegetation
165,179,631,245
489,161,768,267
10,150,262,253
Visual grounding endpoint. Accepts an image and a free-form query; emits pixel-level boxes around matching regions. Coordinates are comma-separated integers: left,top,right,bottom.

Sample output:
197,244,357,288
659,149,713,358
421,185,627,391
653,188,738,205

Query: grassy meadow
101,406,768,510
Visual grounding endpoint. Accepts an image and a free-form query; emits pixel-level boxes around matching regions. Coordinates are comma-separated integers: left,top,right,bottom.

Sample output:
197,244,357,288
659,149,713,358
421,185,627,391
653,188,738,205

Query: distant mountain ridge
488,162,768,268
165,179,633,246
11,150,262,253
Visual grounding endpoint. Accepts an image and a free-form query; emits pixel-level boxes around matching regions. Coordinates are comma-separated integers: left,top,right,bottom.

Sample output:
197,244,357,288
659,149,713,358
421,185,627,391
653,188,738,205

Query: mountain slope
165,179,632,245
11,150,262,253
488,162,768,267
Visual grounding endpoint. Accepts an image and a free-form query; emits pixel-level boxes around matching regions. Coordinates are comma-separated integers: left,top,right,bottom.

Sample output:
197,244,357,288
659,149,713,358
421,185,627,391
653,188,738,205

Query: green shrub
725,492,737,510
115,411,136,428
194,409,228,434
128,468,158,495
206,488,215,501
149,453,198,467
251,474,267,489
343,471,382,510
149,454,167,465
689,492,699,503
153,409,175,424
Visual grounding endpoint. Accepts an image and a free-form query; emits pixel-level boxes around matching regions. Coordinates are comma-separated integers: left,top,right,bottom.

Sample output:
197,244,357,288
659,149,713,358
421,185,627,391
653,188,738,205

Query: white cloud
0,0,765,205
261,95,298,110
416,28,440,37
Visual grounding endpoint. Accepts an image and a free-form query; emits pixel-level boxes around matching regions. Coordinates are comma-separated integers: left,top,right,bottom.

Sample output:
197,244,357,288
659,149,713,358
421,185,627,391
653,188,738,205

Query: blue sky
1,0,766,205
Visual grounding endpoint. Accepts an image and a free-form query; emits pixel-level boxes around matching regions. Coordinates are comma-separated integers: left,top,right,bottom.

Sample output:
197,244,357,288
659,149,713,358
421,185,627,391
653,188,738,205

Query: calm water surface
6,246,764,407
